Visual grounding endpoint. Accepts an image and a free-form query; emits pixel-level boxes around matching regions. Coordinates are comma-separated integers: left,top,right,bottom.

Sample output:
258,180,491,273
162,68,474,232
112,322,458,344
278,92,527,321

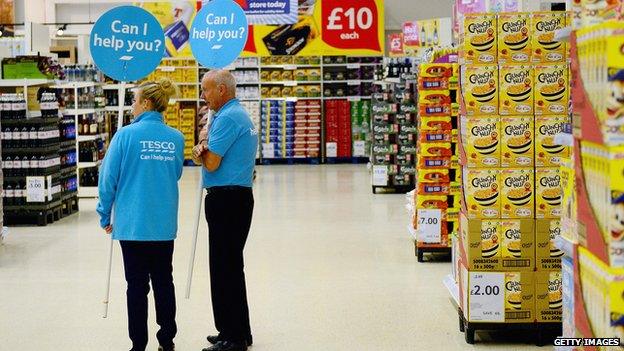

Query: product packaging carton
465,64,499,116
498,12,532,64
501,116,534,168
462,117,500,168
501,168,534,219
499,65,534,115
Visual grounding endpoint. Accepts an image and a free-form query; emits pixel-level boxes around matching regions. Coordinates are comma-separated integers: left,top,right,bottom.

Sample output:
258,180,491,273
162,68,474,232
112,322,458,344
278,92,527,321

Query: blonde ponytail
138,78,179,112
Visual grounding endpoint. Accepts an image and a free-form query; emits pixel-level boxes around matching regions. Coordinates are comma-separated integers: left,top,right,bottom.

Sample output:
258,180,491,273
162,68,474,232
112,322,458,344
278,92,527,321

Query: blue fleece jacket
96,111,185,241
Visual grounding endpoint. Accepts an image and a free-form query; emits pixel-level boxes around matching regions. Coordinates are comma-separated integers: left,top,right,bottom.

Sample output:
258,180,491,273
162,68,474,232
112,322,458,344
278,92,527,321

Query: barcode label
506,311,531,320
502,259,531,267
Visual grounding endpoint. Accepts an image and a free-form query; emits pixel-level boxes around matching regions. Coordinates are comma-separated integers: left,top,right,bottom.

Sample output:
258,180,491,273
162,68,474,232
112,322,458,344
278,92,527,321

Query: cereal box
535,64,569,115
498,12,531,64
501,169,534,219
535,271,563,322
465,65,499,116
535,116,569,167
536,219,563,270
463,117,500,168
501,116,534,168
536,167,562,219
463,13,497,64
460,213,534,271
532,11,567,63
499,65,534,115
504,272,535,323
465,167,500,218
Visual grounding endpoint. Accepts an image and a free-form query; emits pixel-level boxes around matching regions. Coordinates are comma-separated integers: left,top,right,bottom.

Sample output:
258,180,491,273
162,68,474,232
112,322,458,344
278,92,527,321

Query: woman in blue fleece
97,79,184,351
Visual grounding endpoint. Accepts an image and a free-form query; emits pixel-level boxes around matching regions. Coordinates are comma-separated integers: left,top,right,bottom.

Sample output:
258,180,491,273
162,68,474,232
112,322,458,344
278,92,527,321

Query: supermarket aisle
0,165,541,350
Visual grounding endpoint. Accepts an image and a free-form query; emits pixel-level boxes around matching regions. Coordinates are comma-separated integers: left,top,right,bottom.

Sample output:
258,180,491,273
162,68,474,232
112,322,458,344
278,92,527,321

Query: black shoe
207,335,252,346
158,345,175,351
202,340,247,351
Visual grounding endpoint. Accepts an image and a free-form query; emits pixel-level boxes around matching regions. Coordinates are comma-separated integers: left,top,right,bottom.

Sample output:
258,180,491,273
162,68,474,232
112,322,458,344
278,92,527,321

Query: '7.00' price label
417,209,441,243
469,272,505,322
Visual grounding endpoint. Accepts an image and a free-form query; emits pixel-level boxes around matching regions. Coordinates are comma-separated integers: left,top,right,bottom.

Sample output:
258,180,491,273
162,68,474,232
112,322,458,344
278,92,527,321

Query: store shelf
240,98,261,102
61,108,104,115
175,82,199,86
51,81,101,89
170,98,199,102
78,186,99,198
102,83,135,90
237,82,260,85
77,160,101,169
225,65,260,70
261,64,319,69
260,81,321,86
323,63,380,67
158,66,198,71
104,105,132,112
0,79,53,87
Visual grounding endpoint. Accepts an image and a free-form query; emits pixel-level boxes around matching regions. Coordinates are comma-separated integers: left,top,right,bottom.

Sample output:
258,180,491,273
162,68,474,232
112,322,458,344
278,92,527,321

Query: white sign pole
102,210,114,318
185,169,204,299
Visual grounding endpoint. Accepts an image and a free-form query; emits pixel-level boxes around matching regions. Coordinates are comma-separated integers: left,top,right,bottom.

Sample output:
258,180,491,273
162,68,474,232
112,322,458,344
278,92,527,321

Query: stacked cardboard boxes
294,100,322,158
260,100,296,159
325,99,351,158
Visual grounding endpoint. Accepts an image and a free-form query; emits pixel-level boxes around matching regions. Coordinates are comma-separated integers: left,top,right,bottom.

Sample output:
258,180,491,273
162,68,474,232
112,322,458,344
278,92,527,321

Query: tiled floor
0,165,545,350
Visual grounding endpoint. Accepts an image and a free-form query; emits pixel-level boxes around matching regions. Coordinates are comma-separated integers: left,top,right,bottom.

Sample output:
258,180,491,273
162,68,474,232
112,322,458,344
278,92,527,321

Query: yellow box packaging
501,116,534,168
463,13,497,64
459,213,534,271
465,167,500,218
535,64,569,115
465,65,499,116
498,12,532,64
536,167,562,219
463,117,500,168
499,65,534,115
532,11,567,63
535,116,569,167
501,168,534,219
536,219,563,270
535,271,563,322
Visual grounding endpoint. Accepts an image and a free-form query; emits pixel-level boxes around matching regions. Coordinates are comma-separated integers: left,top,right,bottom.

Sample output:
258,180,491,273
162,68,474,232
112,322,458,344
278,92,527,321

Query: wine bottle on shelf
5,182,14,207
30,155,39,176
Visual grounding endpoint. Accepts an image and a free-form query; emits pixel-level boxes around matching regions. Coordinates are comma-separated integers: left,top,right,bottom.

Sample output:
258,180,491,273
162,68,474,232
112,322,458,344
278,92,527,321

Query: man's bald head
200,69,237,112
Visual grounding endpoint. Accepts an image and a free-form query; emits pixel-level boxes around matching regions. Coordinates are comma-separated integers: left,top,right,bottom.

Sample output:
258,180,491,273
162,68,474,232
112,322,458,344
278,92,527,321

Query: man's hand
199,127,208,145
103,225,113,235
192,143,207,165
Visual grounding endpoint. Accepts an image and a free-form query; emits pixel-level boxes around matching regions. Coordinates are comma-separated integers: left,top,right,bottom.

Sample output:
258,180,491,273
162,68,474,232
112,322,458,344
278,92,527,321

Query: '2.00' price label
469,272,505,322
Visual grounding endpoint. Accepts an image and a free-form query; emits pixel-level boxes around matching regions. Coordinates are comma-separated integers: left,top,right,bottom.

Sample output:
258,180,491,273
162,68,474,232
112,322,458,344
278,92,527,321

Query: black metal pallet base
372,185,413,194
4,196,79,226
259,158,321,165
458,308,562,345
414,243,451,262
325,157,369,164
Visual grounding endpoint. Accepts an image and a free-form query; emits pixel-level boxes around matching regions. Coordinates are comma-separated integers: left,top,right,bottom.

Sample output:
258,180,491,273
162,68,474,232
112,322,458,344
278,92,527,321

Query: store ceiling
384,0,455,29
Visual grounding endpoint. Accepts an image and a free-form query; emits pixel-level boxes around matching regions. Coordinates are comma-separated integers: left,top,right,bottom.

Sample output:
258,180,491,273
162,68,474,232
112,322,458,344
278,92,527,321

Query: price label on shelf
283,65,297,70
262,143,275,159
326,142,338,158
347,80,361,85
26,176,45,203
353,141,366,156
468,272,505,322
346,63,360,69
372,165,388,186
417,209,442,243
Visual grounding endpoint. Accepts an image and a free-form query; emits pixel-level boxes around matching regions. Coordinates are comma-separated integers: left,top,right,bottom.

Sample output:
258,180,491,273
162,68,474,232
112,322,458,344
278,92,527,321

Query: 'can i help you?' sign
90,6,165,82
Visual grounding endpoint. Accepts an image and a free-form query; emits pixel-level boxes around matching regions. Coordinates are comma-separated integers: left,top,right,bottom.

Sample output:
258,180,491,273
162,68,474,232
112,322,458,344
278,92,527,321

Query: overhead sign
388,33,404,57
90,6,165,81
190,0,249,68
243,0,298,24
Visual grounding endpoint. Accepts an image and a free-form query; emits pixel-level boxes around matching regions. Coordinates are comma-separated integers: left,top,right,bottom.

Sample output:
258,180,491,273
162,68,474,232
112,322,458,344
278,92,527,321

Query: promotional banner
403,21,419,46
0,0,15,37
402,18,452,57
135,1,199,58
242,0,384,56
243,0,298,24
189,0,248,68
90,6,165,81
388,33,404,57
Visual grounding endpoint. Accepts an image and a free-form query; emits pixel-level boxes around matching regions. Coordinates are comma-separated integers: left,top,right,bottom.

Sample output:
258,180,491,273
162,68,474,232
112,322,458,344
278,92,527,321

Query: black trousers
205,186,254,342
119,240,177,351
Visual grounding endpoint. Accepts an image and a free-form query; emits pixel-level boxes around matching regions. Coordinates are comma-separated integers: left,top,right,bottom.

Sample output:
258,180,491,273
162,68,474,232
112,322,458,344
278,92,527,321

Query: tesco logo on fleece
140,140,176,153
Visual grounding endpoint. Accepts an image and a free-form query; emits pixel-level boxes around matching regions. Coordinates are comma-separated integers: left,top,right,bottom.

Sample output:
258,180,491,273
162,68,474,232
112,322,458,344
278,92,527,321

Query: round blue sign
190,0,249,69
90,6,165,81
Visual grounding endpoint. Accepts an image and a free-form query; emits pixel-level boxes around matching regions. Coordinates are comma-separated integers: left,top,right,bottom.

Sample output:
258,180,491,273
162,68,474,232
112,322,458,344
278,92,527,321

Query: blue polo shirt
203,98,258,188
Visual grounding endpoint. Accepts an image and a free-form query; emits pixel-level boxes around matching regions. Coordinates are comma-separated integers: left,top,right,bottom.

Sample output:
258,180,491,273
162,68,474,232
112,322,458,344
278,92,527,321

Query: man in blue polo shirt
192,70,258,351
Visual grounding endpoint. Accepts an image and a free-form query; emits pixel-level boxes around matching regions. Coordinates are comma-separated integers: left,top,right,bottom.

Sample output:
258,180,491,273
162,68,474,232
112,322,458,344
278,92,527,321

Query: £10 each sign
321,0,383,53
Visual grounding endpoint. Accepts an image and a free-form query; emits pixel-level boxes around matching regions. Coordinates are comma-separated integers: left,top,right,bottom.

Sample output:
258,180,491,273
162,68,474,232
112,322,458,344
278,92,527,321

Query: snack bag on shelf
499,65,534,115
501,116,534,167
536,167,563,219
536,116,569,167
420,116,455,131
465,167,500,218
464,64,499,116
498,12,531,64
463,13,498,64
501,168,534,219
535,64,569,115
462,117,500,168
419,143,454,157
532,11,567,63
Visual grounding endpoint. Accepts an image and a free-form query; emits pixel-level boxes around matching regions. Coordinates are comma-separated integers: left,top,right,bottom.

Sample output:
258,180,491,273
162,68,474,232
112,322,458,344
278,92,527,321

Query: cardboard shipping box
536,218,563,271
535,270,563,323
